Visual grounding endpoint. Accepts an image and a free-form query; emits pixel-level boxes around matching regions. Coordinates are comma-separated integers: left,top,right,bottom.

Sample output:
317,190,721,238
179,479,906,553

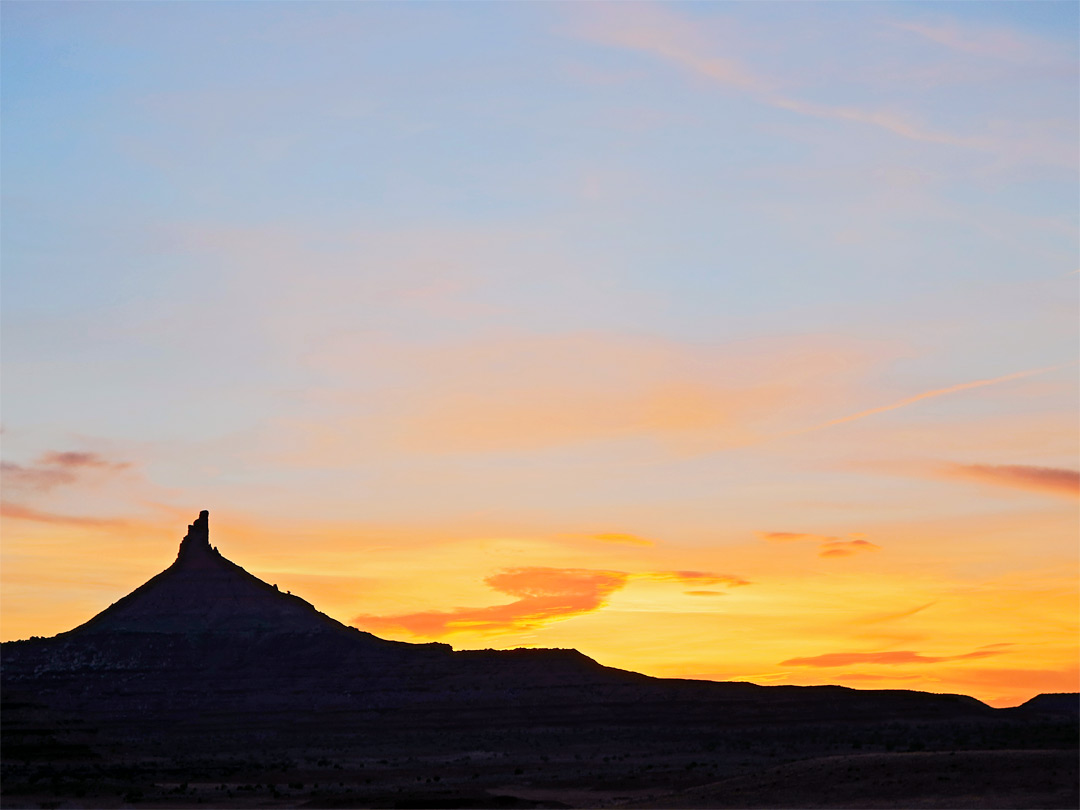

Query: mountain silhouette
3,512,1076,809
3,511,1003,718
70,511,367,636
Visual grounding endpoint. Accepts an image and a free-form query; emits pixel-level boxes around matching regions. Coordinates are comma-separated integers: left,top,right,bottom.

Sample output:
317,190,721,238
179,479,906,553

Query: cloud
357,331,862,456
353,565,752,637
818,539,881,558
806,366,1059,433
593,532,655,546
569,3,768,93
1,462,77,492
0,501,128,529
568,3,1063,160
37,451,128,470
643,570,751,587
780,648,1006,667
768,96,991,151
939,463,1079,499
892,20,1057,63
757,531,836,542
757,530,878,558
827,672,923,682
1,451,130,493
856,602,937,624
684,590,725,597
353,567,630,637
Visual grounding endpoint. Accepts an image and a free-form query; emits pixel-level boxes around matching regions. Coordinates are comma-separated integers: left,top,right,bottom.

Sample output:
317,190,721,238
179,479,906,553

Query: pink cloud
940,463,1079,499
568,4,1071,163
569,4,767,93
893,20,1057,63
1,451,130,493
0,501,128,529
818,539,881,558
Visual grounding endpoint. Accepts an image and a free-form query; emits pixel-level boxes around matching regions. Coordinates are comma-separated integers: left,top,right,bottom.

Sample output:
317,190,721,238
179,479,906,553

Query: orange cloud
353,567,630,637
781,649,1006,667
819,539,881,558
643,570,751,587
939,463,1079,499
352,565,753,638
684,590,725,597
0,501,129,529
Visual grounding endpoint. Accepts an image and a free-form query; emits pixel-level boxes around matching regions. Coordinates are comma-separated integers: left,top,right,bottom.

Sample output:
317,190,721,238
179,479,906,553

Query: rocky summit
2,513,1076,809
69,511,367,636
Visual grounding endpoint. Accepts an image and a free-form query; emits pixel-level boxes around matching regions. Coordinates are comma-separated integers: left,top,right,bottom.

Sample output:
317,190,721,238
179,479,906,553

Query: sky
2,1,1077,708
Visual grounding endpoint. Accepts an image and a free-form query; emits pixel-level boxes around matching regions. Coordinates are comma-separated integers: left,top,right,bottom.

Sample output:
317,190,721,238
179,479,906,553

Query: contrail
806,365,1061,434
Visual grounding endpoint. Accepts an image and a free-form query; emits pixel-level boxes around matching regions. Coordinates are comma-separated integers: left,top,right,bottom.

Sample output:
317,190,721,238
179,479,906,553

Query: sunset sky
2,1,1077,708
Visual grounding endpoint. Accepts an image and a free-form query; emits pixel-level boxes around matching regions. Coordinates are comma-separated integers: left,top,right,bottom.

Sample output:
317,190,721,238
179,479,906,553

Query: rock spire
177,510,211,559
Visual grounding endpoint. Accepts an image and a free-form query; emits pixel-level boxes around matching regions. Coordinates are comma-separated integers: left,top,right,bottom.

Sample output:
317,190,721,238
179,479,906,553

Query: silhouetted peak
65,510,365,635
177,510,212,561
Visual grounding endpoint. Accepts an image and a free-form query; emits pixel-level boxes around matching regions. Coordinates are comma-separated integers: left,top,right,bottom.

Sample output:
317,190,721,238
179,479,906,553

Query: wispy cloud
569,3,1068,161
757,530,879,558
308,331,863,457
757,531,836,542
940,463,1079,499
642,570,751,587
593,532,655,547
0,501,129,529
570,3,768,93
819,539,881,558
856,602,937,625
893,20,1057,63
767,96,990,151
806,366,1058,433
37,451,127,470
1,451,130,493
781,648,1007,667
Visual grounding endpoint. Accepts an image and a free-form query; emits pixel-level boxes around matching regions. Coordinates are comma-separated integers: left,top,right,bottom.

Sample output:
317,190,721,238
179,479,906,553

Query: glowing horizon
2,1,1077,710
